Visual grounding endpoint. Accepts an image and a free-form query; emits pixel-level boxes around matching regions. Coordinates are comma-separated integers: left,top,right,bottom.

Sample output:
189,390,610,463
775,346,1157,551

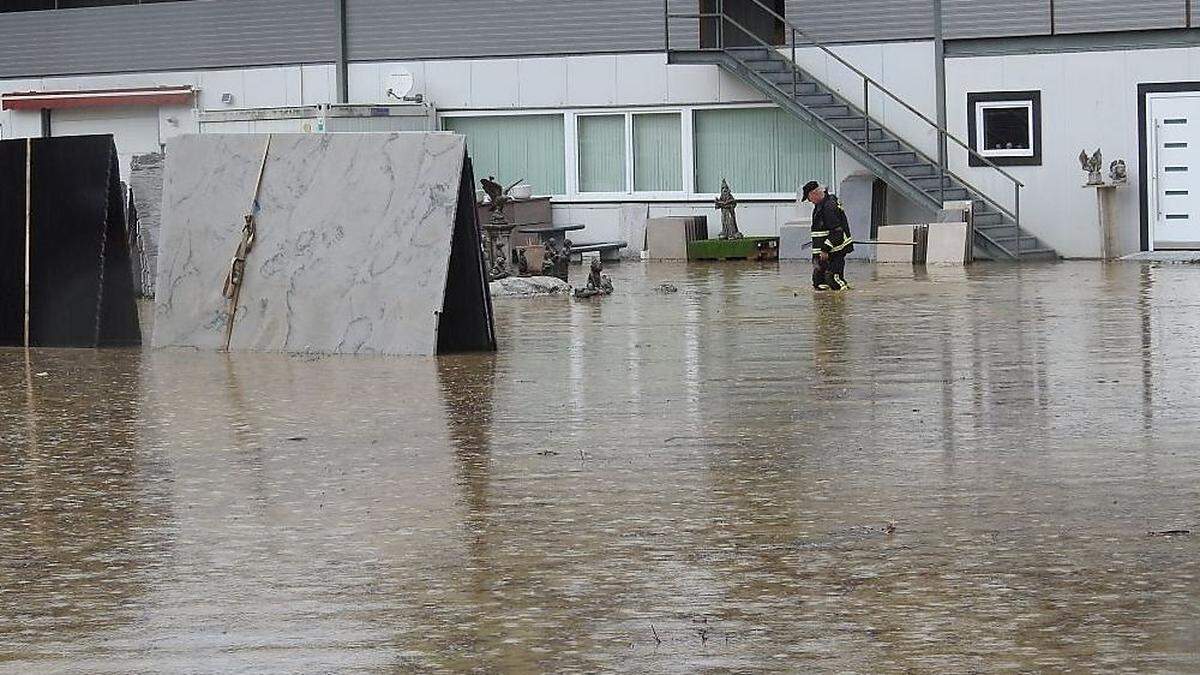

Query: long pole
24,138,32,348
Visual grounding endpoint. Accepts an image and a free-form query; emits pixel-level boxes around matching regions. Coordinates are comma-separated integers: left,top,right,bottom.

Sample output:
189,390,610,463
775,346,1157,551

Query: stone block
645,217,690,260
876,225,916,264
926,222,969,265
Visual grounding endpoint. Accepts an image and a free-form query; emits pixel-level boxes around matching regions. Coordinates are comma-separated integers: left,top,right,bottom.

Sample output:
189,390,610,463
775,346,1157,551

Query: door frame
1139,81,1200,251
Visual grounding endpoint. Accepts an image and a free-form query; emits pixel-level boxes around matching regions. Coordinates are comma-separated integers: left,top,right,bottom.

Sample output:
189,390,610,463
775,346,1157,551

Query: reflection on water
1,261,1198,672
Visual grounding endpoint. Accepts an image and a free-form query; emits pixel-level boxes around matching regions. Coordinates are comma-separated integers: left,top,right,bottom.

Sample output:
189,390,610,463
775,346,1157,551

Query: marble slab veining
152,132,467,356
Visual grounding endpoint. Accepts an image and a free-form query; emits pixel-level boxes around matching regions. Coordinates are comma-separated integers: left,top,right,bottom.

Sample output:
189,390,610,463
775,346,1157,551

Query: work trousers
812,254,849,291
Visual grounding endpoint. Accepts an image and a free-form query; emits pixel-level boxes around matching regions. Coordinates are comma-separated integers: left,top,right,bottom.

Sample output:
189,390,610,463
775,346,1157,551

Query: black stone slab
0,140,25,345
0,135,141,348
437,153,497,354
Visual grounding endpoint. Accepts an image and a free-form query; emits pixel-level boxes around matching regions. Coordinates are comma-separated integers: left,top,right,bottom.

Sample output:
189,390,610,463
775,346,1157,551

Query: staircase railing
665,0,1025,256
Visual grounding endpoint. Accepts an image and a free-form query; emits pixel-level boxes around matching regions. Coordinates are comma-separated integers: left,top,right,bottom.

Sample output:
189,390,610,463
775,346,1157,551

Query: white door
51,105,162,182
1148,94,1200,249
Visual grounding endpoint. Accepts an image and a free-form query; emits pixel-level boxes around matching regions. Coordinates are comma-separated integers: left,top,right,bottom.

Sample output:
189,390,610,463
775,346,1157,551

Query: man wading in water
802,180,853,291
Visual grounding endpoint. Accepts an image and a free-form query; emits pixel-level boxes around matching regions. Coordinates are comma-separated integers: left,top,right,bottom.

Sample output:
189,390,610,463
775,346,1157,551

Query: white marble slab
926,222,969,265
152,132,466,356
876,225,916,264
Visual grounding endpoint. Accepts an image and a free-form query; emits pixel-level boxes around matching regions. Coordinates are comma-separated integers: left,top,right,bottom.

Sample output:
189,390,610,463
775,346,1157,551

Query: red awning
1,86,195,111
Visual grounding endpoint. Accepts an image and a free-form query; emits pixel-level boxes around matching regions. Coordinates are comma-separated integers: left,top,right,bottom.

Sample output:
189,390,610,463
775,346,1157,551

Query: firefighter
802,180,853,291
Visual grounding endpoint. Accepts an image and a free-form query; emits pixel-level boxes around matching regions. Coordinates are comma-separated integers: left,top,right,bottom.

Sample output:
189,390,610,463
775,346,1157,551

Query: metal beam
334,0,348,104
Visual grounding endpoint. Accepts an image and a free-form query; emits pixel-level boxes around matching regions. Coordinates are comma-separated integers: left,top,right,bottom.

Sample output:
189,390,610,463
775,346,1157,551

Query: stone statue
1079,149,1104,185
480,176,525,281
480,176,523,221
574,258,614,299
714,179,743,240
1109,159,1128,184
541,237,572,282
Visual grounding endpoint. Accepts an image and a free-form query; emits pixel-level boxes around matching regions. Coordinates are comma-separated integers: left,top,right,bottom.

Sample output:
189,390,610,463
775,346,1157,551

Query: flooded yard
1,260,1198,672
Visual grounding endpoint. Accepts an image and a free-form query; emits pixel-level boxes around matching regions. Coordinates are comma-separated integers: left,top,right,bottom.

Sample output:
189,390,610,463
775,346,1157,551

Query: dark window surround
967,90,1042,167
1138,81,1200,252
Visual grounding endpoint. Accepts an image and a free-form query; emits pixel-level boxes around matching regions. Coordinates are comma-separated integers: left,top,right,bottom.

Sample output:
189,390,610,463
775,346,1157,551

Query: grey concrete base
153,132,469,356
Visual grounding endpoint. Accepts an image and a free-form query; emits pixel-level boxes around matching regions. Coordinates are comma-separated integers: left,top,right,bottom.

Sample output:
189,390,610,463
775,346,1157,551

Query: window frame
967,90,1042,167
575,111,630,194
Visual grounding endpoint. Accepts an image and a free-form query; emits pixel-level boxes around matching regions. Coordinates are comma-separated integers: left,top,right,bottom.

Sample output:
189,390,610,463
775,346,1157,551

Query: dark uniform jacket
810,194,854,256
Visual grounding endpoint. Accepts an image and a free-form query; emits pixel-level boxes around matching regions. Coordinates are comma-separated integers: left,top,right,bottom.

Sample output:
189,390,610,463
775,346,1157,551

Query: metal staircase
665,1,1057,260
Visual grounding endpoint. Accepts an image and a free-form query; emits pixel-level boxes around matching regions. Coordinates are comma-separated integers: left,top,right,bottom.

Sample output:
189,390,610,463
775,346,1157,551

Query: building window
443,114,566,196
967,91,1041,167
693,107,832,194
577,114,626,193
633,113,682,192
575,111,683,195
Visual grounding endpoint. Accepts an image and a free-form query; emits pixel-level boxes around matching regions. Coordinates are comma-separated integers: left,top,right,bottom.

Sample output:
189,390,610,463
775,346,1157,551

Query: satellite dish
386,70,415,101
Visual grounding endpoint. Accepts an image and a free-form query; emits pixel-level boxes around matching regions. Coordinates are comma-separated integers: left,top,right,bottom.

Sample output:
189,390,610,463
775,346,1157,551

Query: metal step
890,163,937,178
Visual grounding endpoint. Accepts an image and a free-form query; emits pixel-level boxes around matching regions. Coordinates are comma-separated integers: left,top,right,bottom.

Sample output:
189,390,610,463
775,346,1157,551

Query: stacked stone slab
152,133,494,356
0,135,141,348
128,152,164,298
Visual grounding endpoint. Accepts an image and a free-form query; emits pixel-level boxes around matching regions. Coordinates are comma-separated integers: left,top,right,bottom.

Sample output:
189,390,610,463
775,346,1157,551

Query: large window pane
693,107,831,194
633,113,682,192
443,114,566,196
578,114,626,193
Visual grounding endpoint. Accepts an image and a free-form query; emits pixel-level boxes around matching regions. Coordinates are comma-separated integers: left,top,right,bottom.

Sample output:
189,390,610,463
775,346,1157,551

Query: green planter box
687,236,780,261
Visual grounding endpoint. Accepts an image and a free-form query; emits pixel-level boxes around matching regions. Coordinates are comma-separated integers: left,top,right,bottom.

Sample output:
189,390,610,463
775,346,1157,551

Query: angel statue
1079,149,1104,185
480,176,524,224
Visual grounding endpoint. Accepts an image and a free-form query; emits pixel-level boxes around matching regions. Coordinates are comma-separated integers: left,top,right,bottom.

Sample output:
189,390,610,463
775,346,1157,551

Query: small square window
967,91,1041,166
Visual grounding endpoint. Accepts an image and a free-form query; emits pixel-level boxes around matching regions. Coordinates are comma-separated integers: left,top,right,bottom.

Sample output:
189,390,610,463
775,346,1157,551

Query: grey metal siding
346,0,670,61
942,0,1051,39
0,0,336,79
1053,0,1187,33
784,0,933,43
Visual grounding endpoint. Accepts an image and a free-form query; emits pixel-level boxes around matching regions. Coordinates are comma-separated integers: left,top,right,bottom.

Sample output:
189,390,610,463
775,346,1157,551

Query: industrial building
1,0,1197,257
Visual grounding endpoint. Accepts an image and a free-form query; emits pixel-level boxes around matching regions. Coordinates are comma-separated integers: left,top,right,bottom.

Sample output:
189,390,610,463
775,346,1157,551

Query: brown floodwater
1,260,1198,673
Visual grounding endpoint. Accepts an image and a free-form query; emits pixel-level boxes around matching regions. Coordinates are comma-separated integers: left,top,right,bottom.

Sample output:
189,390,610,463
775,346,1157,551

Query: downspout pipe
335,0,349,104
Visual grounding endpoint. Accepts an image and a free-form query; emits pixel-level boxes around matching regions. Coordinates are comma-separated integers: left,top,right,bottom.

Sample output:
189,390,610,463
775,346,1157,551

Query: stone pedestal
1088,183,1124,259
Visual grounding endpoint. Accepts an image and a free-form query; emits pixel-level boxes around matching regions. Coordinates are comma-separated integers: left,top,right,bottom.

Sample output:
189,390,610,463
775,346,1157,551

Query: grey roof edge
946,27,1200,58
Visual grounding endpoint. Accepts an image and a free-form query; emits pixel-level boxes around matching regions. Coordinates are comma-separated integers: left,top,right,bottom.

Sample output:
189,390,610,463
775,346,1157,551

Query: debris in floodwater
536,450,560,456
1147,529,1191,537
655,282,679,294
286,436,308,442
